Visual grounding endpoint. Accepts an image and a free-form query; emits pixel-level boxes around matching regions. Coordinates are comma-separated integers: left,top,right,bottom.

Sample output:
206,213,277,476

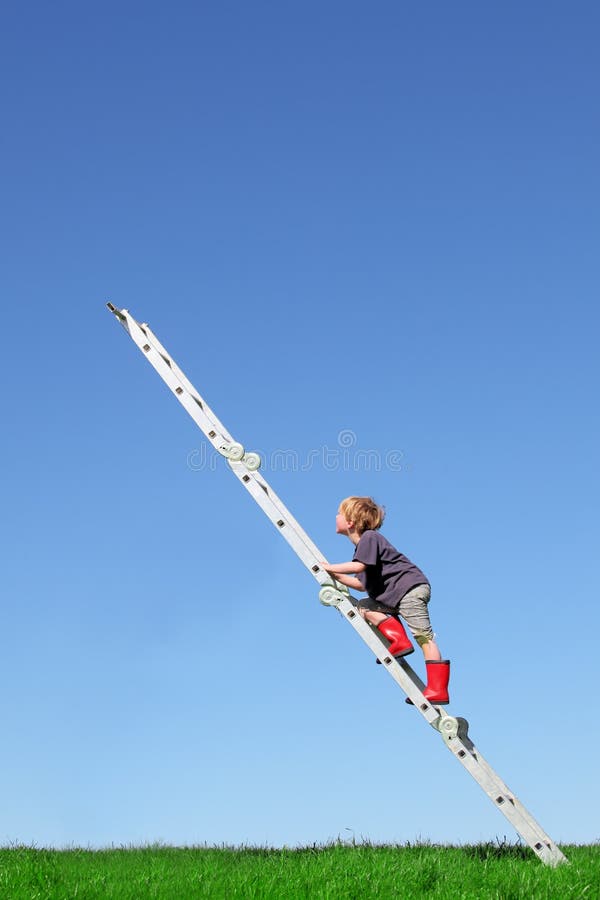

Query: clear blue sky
2,2,599,849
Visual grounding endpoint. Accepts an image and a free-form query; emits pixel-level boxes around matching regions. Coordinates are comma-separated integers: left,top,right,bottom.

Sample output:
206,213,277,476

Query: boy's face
336,509,352,535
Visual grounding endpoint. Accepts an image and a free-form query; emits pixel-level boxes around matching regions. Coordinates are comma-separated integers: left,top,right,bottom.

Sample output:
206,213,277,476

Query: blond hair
339,496,385,534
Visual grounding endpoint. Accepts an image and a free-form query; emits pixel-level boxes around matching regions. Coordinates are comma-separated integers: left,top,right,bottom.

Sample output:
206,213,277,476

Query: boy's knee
415,632,434,647
362,610,379,624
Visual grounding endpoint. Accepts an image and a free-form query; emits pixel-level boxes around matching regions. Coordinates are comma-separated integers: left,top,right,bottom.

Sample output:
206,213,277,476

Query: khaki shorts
358,583,434,644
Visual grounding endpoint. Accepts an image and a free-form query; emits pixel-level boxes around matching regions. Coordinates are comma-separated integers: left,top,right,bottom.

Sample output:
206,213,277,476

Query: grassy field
0,842,597,899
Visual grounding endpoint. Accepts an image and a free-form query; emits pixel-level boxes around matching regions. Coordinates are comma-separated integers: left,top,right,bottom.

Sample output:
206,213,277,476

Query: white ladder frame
107,304,567,867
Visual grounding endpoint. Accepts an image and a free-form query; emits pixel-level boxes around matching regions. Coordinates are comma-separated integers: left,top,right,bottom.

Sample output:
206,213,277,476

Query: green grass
0,842,597,899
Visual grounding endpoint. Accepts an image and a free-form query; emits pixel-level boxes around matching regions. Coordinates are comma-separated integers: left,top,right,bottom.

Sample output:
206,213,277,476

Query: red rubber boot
422,660,450,704
377,616,414,658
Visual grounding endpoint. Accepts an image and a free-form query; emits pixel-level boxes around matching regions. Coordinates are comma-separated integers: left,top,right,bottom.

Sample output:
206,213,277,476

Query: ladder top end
106,303,128,324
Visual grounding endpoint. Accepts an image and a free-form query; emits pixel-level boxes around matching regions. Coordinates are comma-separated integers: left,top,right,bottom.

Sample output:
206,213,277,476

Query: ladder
107,304,567,867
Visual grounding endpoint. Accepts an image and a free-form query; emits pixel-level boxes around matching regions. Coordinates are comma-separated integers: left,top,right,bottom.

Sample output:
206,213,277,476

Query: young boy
321,496,450,704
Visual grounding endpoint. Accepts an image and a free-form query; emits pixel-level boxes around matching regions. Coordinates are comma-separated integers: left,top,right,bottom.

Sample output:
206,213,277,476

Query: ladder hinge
215,438,261,471
435,714,470,745
319,583,350,607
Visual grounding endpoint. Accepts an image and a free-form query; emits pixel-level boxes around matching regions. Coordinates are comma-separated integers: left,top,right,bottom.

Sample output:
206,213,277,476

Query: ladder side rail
138,320,236,443
141,319,362,579
392,661,565,865
447,737,567,865
140,305,366,578
227,460,333,581
228,461,345,577
383,663,564,863
114,310,237,453
239,468,336,563
438,730,567,866
115,308,334,573
129,312,341,566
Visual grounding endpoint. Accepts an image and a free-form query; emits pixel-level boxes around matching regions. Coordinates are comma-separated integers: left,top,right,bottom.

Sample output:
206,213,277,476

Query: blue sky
1,2,599,849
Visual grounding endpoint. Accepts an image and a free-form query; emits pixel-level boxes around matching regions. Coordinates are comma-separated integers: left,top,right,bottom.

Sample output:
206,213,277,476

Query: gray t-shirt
352,530,429,610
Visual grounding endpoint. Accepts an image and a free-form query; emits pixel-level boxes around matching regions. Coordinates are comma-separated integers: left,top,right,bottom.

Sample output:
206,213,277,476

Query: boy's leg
357,605,414,657
398,585,442,661
359,592,441,659
358,609,387,626
419,639,442,662
399,585,450,703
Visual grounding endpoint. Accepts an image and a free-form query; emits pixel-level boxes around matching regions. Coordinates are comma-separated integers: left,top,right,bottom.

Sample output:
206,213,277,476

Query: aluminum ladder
107,304,567,867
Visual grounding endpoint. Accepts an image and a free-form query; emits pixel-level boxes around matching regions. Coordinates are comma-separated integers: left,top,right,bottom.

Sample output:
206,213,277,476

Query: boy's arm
321,561,366,575
332,572,366,591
